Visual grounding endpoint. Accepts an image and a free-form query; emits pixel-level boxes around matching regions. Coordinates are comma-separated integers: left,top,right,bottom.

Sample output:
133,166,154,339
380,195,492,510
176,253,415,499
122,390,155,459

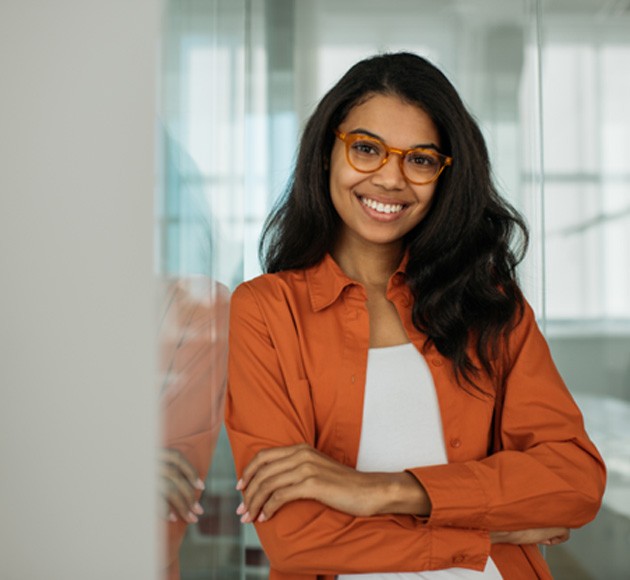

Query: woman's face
329,93,441,253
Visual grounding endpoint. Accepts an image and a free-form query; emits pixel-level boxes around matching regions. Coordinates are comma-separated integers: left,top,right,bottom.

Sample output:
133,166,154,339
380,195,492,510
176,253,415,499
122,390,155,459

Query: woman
225,53,605,579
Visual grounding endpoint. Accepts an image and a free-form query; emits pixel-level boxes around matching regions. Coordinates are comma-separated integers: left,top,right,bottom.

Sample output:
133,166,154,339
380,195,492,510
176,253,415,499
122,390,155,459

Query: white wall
0,1,160,578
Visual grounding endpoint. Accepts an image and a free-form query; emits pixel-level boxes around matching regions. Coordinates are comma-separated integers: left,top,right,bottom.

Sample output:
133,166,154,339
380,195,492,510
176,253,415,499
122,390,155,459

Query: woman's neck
332,239,404,288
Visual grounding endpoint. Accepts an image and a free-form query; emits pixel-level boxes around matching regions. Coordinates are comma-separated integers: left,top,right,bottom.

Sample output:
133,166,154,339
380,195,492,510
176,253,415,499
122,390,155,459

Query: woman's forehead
340,94,439,148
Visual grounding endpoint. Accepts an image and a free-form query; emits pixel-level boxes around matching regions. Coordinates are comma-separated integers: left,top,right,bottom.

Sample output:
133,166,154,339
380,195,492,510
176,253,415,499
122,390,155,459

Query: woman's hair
260,52,528,393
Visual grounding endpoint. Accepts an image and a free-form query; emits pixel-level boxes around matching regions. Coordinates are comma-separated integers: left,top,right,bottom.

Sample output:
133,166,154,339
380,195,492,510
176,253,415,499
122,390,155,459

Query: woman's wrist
373,471,432,517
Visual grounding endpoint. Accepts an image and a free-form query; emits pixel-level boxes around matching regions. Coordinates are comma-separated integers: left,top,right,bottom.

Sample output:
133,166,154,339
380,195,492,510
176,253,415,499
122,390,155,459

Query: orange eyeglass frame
335,129,453,185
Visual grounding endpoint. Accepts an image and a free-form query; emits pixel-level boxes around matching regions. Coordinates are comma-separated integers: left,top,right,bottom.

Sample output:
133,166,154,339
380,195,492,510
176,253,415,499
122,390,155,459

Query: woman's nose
370,154,406,189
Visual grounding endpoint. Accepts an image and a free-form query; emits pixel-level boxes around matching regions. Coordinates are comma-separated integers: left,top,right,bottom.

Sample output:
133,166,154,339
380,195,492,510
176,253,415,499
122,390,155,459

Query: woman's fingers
161,478,203,522
540,529,571,546
236,444,380,523
254,473,321,520
240,444,310,489
237,444,327,522
162,448,205,491
160,448,205,523
240,446,321,521
491,527,571,545
535,527,570,545
161,460,196,505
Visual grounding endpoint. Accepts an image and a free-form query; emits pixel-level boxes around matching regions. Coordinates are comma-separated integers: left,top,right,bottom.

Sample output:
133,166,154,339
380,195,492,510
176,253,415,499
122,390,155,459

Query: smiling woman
329,94,443,249
225,52,605,580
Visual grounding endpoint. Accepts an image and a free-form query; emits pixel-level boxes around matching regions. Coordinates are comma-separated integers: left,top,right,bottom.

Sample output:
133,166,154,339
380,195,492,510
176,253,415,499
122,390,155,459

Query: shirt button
452,554,466,564
450,438,462,448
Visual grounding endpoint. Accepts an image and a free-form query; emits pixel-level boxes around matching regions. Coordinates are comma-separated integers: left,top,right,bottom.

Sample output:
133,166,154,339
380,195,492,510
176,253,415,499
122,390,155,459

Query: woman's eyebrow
347,128,440,151
348,128,383,140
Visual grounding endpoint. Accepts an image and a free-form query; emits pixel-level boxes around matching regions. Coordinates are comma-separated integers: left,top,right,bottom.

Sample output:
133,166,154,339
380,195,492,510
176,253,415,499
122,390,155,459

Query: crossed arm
236,443,570,547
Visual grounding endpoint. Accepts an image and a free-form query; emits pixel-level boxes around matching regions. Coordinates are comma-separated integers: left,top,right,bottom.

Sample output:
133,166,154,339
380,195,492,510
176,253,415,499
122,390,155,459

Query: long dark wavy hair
260,52,528,393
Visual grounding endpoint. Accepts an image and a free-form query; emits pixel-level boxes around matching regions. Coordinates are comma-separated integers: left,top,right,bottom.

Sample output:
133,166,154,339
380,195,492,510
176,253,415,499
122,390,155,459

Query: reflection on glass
159,275,229,579
160,1,248,577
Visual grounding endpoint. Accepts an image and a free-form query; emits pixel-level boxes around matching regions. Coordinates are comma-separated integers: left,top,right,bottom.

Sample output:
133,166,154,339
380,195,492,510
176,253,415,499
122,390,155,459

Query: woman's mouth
358,195,405,215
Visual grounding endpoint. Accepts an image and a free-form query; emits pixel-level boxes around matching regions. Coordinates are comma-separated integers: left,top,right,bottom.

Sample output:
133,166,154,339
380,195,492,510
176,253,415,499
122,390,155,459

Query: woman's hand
236,443,430,523
159,448,205,523
490,528,570,546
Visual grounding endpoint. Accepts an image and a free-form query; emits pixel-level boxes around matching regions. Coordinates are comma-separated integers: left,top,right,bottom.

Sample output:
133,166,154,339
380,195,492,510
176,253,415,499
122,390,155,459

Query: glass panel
159,1,246,578
541,2,630,578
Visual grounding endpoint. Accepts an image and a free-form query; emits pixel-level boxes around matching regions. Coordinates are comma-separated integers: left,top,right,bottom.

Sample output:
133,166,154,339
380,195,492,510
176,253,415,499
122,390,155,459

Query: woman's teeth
360,196,404,214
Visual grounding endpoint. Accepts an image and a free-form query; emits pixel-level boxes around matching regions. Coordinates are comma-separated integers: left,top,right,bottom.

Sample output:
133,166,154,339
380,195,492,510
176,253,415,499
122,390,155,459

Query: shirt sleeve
225,282,490,575
408,301,606,531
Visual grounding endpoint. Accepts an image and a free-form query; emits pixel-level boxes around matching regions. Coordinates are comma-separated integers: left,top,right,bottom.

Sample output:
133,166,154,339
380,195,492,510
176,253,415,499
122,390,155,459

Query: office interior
1,1,628,579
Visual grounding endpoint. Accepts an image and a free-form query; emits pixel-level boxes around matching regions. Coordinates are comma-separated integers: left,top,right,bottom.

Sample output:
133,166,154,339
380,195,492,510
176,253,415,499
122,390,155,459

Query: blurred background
2,0,628,579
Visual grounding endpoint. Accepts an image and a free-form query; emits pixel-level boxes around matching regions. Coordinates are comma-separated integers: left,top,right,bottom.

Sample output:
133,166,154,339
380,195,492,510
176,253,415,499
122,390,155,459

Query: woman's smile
357,194,406,216
355,193,410,224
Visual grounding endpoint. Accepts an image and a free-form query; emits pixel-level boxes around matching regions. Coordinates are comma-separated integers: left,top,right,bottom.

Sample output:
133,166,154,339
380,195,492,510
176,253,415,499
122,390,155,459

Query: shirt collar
305,252,409,312
305,254,355,312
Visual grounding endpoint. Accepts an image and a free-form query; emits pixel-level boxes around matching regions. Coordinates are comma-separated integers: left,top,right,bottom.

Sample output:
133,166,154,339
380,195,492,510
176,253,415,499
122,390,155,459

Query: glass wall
158,0,629,577
540,2,630,578
159,2,246,578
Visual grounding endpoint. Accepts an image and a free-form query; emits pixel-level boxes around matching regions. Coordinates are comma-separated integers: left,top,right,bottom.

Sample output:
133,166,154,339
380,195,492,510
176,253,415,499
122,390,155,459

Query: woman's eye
407,151,439,166
351,140,381,156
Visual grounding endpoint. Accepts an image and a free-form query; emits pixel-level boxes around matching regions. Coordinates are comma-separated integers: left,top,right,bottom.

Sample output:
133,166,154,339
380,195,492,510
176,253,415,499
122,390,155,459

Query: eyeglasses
334,129,453,185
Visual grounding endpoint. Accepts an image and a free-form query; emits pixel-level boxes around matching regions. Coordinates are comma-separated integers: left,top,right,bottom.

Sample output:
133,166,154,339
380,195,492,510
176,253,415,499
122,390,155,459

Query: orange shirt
225,254,605,579
160,277,230,580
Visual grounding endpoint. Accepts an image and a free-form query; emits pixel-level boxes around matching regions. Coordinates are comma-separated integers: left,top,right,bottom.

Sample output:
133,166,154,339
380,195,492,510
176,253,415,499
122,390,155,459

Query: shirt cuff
429,525,490,571
407,462,489,528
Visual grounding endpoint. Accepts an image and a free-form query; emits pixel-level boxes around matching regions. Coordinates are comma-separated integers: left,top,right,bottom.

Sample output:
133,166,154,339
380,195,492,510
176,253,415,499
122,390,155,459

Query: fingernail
240,511,251,524
236,479,244,491
168,512,177,522
193,502,204,515
195,478,205,490
236,502,246,515
187,512,198,523
257,512,266,522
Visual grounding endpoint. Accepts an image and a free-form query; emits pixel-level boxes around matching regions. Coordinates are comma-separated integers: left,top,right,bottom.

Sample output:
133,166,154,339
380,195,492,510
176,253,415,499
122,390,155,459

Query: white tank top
338,343,502,580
